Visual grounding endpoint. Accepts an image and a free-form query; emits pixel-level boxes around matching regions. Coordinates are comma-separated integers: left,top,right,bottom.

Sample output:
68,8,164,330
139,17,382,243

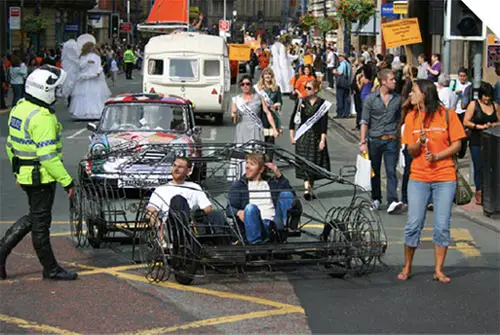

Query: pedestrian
325,47,336,89
463,82,500,205
8,55,28,107
1,65,77,281
353,57,366,130
123,44,136,80
359,69,403,213
231,74,279,144
110,55,119,87
289,79,331,201
436,73,457,109
0,56,7,109
292,65,315,99
427,53,441,82
255,68,283,151
495,62,500,105
399,79,467,283
333,53,352,118
416,54,429,80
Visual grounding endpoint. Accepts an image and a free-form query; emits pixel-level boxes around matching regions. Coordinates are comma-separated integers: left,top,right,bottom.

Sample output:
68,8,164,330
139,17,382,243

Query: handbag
445,109,474,205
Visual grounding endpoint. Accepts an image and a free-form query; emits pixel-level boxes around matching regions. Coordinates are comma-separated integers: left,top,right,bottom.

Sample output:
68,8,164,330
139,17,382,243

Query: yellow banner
382,18,422,49
229,44,251,61
393,3,408,15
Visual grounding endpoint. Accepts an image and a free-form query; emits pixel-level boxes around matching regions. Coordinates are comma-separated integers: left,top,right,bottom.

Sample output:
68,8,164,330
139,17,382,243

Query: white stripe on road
67,128,86,139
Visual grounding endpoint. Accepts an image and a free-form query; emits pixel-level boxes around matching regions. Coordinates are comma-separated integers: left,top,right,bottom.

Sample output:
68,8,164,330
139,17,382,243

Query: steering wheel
120,123,140,130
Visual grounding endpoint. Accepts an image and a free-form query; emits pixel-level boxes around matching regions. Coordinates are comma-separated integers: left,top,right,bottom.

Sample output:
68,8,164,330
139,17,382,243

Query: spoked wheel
344,205,378,276
324,221,349,278
139,225,169,283
69,188,89,247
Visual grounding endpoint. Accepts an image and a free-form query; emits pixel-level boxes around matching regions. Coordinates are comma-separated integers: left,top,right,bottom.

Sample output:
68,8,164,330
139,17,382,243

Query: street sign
381,4,399,18
120,22,132,33
393,1,408,15
9,7,21,30
64,24,79,33
382,18,422,49
219,20,230,32
229,44,251,61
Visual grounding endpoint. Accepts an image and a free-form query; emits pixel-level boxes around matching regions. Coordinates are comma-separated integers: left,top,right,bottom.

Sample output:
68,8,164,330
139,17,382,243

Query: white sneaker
387,201,404,214
371,200,381,210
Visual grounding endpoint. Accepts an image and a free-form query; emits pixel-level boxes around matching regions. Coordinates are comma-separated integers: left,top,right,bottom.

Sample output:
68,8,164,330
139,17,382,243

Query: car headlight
91,143,108,157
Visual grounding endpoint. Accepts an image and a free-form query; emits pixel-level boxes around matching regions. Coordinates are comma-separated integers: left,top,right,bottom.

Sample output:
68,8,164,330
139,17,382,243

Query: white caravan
143,32,231,124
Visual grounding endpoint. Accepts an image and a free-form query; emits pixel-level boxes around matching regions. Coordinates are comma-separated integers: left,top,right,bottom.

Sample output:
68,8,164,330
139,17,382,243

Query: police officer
0,65,77,281
123,45,136,80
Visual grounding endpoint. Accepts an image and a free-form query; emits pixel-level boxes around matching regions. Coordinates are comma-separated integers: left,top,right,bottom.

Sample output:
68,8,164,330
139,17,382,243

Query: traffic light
449,0,484,39
110,14,120,37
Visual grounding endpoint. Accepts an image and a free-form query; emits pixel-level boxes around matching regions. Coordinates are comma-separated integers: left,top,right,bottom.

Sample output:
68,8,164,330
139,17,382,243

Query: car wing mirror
87,122,98,132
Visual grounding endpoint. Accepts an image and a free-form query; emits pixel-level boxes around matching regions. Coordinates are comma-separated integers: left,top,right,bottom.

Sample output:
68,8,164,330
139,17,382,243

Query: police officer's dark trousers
125,62,133,79
0,182,59,277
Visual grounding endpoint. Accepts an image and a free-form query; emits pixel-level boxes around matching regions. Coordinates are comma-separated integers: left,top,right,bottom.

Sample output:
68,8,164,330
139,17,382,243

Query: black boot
0,216,32,280
43,266,78,281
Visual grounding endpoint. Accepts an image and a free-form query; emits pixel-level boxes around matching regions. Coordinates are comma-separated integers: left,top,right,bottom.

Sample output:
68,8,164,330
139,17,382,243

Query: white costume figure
60,40,79,98
69,41,111,120
270,40,293,94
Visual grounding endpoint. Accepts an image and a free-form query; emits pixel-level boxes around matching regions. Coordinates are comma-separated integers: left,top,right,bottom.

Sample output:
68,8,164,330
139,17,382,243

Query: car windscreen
99,103,187,132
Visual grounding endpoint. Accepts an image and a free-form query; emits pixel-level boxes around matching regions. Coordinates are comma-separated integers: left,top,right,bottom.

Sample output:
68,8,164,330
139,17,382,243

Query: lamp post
232,10,237,42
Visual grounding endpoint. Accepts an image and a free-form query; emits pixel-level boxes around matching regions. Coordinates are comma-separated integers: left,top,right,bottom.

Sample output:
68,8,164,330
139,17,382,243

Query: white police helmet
25,65,67,105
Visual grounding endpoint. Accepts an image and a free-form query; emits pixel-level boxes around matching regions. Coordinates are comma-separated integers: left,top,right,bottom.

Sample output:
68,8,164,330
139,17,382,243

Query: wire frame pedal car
70,141,387,285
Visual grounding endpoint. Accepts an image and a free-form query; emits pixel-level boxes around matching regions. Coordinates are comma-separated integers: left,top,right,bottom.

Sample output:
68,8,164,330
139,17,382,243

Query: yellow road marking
451,228,481,258
0,314,79,335
123,307,302,335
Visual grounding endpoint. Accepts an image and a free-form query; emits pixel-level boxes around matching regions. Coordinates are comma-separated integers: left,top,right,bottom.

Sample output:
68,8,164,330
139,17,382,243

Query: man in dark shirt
359,69,403,213
0,57,7,109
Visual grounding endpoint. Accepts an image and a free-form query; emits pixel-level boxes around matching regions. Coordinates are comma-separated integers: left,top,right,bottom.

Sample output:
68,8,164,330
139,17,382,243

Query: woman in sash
255,68,283,149
289,79,331,201
231,75,279,144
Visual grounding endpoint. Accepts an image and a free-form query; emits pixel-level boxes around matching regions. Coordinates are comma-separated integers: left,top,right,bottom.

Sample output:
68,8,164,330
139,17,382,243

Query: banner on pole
229,44,251,61
381,18,422,49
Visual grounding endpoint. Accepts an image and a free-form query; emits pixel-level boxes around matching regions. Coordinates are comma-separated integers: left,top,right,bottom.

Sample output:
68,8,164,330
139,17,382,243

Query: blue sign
65,24,79,33
381,4,399,18
88,13,101,20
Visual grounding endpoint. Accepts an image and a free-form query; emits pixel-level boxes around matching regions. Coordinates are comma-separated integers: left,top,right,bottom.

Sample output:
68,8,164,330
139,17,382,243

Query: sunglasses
240,82,251,86
305,86,314,90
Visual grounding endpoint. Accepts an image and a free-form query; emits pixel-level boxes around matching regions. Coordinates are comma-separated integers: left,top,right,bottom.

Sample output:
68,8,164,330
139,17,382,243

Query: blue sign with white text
65,24,79,33
381,4,399,18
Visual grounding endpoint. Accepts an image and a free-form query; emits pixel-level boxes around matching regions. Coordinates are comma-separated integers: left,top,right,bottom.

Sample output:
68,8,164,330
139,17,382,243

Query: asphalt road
0,72,499,334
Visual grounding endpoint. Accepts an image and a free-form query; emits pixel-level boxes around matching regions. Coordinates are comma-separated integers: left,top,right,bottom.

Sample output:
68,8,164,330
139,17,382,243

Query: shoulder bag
445,109,474,205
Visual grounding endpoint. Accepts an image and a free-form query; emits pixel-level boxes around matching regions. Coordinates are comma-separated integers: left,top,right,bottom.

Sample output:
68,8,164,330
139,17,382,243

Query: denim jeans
401,148,413,204
243,191,294,244
470,144,481,191
368,138,399,203
336,87,351,117
11,84,24,107
404,180,456,247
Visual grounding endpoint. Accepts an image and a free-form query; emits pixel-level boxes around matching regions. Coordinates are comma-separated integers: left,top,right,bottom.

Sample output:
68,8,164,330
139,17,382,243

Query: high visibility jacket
6,99,73,187
123,49,136,64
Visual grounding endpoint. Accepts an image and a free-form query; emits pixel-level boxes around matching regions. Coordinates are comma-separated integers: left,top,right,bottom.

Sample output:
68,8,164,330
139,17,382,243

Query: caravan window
148,59,163,75
204,60,220,77
169,58,199,80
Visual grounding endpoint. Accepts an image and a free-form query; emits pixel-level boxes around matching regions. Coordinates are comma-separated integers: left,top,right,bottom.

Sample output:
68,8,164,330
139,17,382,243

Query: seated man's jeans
243,191,294,244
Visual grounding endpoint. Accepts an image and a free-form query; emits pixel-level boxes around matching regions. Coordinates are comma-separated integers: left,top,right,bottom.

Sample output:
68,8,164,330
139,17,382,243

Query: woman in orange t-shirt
400,79,466,284
293,65,316,99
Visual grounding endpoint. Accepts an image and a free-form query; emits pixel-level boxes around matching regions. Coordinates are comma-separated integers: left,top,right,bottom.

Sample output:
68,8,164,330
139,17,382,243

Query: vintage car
84,93,205,186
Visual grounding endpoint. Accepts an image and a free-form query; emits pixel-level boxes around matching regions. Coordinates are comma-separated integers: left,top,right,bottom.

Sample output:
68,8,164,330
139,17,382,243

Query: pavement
319,87,500,234
0,71,499,334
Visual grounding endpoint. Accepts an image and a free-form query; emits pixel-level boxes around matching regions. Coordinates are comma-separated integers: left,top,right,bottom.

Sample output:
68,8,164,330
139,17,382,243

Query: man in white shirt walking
326,47,336,89
451,67,471,158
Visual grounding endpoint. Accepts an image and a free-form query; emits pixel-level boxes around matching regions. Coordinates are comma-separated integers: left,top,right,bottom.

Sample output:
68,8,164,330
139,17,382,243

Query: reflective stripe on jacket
6,99,73,187
123,49,136,64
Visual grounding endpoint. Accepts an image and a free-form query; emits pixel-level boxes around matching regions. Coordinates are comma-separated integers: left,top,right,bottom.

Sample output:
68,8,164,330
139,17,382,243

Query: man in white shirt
326,47,336,89
450,67,471,158
437,73,457,109
147,157,225,237
227,153,299,244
